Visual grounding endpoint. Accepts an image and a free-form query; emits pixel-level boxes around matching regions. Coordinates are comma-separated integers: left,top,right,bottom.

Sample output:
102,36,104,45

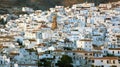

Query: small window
85,53,87,55
113,24,115,26
104,51,106,53
73,53,75,55
112,39,116,41
118,45,120,47
90,54,92,56
113,60,115,64
101,65,104,67
85,57,87,59
107,60,109,64
119,60,120,64
92,60,94,63
113,51,114,54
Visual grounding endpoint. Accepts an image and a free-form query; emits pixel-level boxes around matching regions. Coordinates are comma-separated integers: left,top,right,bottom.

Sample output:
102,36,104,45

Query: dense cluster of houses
0,1,120,67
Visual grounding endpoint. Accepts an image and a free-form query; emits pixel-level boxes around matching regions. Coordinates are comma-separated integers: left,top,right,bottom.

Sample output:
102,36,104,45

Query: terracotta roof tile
90,57,119,60
109,48,120,50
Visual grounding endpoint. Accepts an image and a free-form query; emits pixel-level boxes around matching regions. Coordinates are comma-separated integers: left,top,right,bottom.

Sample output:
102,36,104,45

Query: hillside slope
0,0,120,10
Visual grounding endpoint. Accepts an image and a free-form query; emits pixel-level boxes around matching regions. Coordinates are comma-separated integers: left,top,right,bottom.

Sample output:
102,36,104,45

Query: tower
51,15,57,30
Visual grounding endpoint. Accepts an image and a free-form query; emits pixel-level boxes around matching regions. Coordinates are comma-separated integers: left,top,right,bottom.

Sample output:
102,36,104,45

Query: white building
0,55,10,67
76,39,93,51
108,48,120,56
90,57,120,67
22,7,34,13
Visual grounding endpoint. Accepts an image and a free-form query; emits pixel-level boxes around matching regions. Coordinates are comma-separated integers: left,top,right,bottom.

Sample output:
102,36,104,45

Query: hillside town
0,1,120,67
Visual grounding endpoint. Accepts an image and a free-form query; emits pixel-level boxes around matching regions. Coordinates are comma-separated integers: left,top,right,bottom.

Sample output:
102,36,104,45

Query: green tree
0,18,7,25
56,55,73,67
37,58,52,67
37,61,42,67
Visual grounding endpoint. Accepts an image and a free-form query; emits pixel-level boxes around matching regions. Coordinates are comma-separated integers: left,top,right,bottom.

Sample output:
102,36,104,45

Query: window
104,51,106,53
118,60,120,63
113,24,115,26
113,60,115,64
107,60,109,64
73,53,75,55
112,51,114,54
38,33,42,39
118,45,120,47
112,39,116,41
88,60,91,62
90,53,92,56
85,53,87,55
118,51,120,54
92,60,94,63
85,57,87,59
101,65,104,67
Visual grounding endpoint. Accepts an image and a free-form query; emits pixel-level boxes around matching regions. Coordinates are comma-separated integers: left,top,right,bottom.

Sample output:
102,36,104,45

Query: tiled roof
80,39,92,41
90,57,119,60
29,39,36,42
109,48,120,50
